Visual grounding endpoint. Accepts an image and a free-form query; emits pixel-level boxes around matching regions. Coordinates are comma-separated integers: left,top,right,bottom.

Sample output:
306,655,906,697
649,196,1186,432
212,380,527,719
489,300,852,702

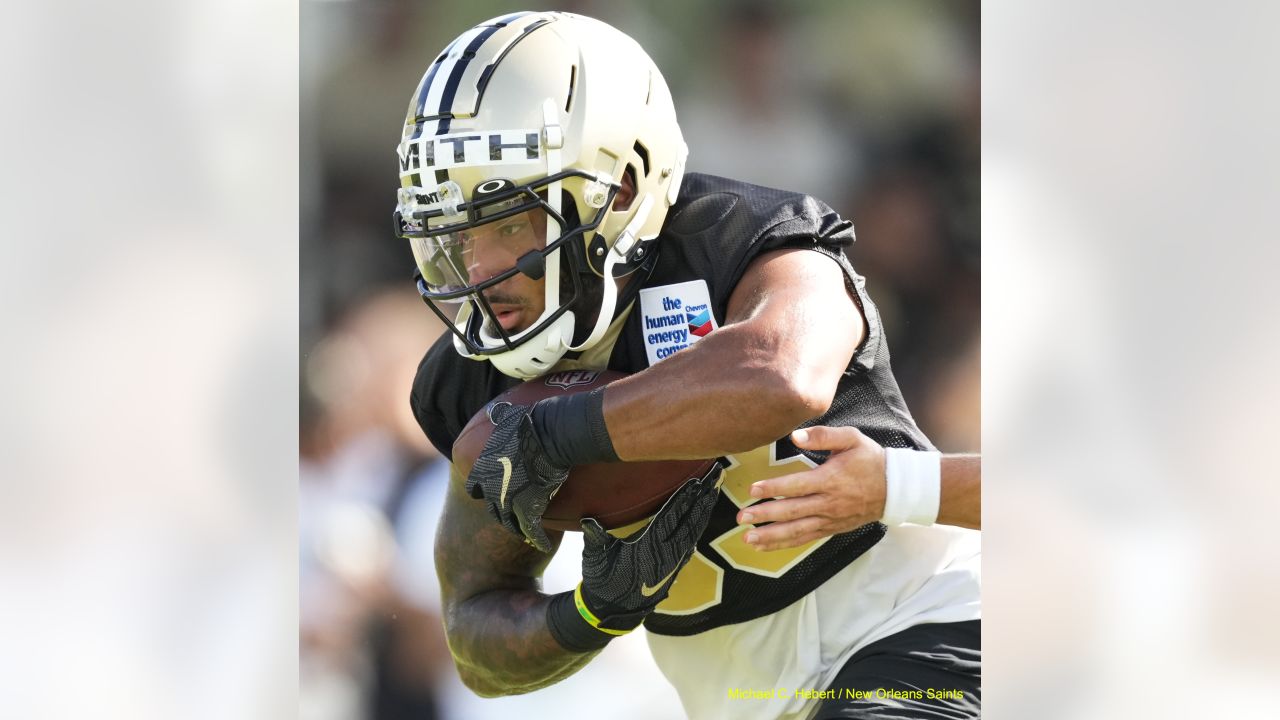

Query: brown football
452,369,718,532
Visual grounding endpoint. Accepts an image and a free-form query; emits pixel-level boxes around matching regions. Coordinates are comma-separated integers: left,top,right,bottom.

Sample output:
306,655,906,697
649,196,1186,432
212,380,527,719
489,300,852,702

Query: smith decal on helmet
398,130,542,171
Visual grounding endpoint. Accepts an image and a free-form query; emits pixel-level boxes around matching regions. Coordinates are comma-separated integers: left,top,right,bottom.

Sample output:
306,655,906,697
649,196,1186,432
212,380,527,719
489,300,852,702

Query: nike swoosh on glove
578,461,725,632
465,402,571,553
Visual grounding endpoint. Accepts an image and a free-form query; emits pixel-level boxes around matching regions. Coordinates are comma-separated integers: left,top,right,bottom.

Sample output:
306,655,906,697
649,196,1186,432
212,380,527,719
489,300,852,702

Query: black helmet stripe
408,33,466,141
409,10,534,123
410,12,557,138
470,16,554,117
431,21,510,135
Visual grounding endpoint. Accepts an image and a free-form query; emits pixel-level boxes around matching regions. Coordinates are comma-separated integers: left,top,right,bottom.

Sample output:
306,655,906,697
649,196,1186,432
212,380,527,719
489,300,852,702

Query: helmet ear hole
614,166,638,211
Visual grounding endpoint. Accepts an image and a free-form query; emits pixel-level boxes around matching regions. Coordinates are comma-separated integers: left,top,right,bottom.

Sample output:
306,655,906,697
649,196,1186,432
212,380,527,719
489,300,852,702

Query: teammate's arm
604,247,864,460
435,464,598,696
736,426,981,551
937,453,980,530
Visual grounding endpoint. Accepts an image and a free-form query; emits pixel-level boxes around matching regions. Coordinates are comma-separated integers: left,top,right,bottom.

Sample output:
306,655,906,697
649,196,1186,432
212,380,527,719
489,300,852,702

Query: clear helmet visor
409,198,553,300
396,169,621,366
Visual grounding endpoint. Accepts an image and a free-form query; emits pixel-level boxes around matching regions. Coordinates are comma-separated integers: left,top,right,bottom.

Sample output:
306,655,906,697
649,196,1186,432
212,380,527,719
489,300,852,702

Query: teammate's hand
465,402,570,553
577,461,723,633
738,426,886,551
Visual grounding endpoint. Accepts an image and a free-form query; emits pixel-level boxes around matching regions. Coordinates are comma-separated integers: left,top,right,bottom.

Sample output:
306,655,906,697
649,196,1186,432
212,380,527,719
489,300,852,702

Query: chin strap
471,99,577,379
454,98,663,375
568,193,653,352
454,98,579,379
542,97,564,333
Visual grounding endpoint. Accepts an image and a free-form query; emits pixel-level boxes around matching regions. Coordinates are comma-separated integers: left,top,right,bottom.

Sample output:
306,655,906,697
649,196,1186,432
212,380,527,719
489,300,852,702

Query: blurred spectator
678,1,860,198
300,287,450,720
302,0,449,349
816,0,980,449
849,158,980,450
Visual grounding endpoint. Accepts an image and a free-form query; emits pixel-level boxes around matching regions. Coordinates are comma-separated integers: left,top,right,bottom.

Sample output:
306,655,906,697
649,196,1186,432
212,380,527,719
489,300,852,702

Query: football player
397,12,980,720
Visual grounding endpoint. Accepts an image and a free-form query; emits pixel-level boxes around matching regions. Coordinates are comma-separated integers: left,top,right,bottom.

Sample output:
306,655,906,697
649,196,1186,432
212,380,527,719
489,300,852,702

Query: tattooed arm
434,464,599,696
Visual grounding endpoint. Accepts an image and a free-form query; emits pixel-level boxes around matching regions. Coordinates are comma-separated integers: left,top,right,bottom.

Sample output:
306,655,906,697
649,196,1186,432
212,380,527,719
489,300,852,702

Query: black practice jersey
411,173,933,636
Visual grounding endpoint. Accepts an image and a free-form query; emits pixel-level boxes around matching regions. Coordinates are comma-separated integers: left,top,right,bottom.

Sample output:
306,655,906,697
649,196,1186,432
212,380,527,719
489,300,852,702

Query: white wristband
882,448,941,526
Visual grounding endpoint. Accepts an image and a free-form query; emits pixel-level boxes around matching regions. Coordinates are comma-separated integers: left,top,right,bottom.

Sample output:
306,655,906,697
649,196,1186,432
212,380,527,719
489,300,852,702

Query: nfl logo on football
543,370,602,389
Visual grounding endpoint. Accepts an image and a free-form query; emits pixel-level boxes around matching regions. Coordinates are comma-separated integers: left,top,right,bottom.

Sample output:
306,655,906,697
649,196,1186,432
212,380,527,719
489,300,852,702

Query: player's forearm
445,589,600,696
600,251,860,462
603,325,826,461
937,454,981,529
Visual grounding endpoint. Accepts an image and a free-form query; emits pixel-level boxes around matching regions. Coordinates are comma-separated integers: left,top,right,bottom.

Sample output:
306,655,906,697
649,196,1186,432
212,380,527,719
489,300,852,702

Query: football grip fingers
517,506,553,553
649,462,723,546
464,466,484,499
580,516,613,549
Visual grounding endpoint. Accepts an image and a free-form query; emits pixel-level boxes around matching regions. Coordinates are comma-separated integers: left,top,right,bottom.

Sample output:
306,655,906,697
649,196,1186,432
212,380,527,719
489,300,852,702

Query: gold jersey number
656,441,829,616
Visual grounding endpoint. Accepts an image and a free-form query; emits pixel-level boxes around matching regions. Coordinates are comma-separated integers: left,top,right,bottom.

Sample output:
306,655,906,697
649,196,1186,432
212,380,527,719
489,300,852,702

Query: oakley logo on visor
475,178,515,196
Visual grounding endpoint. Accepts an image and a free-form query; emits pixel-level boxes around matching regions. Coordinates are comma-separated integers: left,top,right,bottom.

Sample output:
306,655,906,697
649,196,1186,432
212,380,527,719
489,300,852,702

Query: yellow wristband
573,583,631,636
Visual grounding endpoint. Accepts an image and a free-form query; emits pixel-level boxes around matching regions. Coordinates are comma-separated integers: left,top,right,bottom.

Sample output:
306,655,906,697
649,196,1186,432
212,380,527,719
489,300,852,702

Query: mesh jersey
411,173,933,636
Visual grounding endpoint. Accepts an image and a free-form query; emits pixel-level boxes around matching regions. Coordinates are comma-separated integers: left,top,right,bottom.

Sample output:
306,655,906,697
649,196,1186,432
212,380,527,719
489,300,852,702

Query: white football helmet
394,11,688,379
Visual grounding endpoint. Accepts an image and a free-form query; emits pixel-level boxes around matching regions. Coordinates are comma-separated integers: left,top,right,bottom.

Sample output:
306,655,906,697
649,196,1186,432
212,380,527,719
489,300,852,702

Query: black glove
546,461,724,651
466,389,620,552
465,401,571,553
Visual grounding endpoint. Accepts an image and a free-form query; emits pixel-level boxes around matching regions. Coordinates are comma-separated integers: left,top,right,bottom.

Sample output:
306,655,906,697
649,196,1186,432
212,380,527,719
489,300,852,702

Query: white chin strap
452,301,577,380
567,193,653,352
483,312,577,379
463,192,654,378
456,98,574,379
455,98,655,379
